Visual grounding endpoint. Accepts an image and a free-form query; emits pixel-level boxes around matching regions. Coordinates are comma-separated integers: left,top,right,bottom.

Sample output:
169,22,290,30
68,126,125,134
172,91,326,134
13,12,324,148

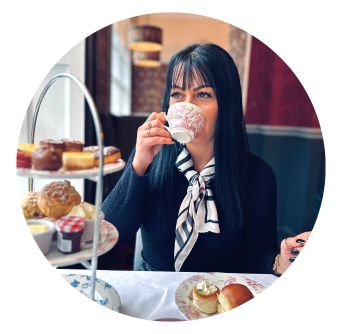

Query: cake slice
62,151,95,170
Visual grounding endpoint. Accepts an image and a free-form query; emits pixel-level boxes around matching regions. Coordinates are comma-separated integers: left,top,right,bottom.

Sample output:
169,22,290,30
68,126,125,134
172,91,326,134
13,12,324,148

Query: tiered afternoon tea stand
17,73,125,301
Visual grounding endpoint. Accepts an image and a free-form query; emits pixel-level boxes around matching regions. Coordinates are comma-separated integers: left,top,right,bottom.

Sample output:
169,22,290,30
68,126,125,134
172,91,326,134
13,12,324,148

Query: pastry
17,150,32,168
37,180,81,219
217,283,254,313
32,146,62,170
84,145,121,166
18,143,38,155
61,138,84,152
17,143,38,168
39,139,64,151
62,151,95,170
21,191,45,219
192,280,219,314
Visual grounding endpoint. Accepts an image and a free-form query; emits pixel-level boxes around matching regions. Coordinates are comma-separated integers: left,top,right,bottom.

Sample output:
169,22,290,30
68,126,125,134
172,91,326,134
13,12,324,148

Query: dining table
57,268,278,321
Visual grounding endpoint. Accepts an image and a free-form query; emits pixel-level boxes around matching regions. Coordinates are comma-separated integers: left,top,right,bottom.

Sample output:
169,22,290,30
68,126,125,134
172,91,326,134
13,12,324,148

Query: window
110,27,131,116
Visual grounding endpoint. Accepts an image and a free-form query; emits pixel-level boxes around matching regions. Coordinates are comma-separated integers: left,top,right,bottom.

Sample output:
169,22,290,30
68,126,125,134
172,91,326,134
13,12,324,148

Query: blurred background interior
18,13,325,270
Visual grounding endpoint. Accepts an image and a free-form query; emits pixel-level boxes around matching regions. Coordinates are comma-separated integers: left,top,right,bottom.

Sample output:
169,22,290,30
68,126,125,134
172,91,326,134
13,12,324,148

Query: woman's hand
275,231,311,275
132,112,174,176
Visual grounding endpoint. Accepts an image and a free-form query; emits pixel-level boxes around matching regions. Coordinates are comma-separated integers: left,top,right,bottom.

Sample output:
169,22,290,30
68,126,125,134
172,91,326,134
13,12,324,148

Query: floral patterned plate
62,274,121,312
175,273,266,320
47,220,118,267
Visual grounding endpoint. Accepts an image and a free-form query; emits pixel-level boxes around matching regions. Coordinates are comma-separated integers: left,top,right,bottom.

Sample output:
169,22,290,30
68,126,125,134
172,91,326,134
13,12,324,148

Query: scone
21,191,45,219
37,180,81,219
192,280,219,314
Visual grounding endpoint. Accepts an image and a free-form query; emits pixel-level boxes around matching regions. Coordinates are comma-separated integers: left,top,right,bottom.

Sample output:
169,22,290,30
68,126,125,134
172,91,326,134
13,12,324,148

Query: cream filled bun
192,280,219,314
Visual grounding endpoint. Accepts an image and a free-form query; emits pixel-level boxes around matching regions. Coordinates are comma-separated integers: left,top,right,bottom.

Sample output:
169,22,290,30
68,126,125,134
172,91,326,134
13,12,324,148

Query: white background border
1,1,341,333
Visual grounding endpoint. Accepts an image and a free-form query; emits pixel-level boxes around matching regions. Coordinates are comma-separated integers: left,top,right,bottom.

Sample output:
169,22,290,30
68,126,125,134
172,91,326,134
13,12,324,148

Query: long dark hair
149,43,249,228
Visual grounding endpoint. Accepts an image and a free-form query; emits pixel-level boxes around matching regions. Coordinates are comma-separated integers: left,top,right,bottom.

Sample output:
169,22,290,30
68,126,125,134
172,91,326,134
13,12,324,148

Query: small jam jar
55,216,86,254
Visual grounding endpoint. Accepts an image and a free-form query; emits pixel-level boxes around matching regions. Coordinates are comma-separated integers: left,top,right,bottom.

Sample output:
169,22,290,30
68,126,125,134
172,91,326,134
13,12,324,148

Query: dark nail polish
289,257,296,262
296,239,306,244
291,249,299,255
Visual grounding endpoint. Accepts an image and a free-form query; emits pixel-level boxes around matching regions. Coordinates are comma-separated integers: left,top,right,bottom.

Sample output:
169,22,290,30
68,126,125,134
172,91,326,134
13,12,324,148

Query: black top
102,150,279,273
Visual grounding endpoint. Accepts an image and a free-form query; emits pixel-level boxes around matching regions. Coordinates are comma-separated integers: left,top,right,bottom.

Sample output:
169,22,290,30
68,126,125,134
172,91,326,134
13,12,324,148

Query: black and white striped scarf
174,146,220,271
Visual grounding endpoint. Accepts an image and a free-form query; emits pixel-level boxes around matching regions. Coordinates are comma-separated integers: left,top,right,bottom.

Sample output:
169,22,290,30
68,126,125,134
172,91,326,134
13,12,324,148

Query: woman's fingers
139,122,167,134
141,126,172,139
287,247,302,262
280,231,311,264
153,111,167,123
281,237,305,251
145,111,166,124
281,231,311,250
138,113,171,140
137,112,173,145
144,118,167,130
295,231,311,241
133,112,173,176
144,136,174,146
142,115,167,131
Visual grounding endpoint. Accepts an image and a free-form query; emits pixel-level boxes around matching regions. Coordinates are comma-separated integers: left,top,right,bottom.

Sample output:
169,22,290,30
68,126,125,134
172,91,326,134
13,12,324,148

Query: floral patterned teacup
166,102,206,143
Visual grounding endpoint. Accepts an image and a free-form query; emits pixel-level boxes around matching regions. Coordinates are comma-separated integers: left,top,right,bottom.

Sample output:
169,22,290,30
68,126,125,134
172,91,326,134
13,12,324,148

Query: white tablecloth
58,269,278,320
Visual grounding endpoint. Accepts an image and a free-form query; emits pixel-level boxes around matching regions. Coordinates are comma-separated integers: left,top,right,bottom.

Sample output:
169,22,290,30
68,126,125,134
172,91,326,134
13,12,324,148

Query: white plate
47,220,118,267
175,273,266,320
17,159,125,180
62,273,121,312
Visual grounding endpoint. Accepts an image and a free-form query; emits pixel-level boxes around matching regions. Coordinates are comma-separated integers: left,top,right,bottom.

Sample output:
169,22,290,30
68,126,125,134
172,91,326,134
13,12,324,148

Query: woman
102,43,310,274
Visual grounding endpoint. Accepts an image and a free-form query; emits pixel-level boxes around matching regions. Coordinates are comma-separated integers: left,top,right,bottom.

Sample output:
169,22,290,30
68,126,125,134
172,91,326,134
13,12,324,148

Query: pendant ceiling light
128,25,162,52
133,51,161,68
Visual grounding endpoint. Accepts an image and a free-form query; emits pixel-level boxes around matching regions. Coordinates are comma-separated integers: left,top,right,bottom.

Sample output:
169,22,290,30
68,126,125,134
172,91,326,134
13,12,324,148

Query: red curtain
245,37,320,128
